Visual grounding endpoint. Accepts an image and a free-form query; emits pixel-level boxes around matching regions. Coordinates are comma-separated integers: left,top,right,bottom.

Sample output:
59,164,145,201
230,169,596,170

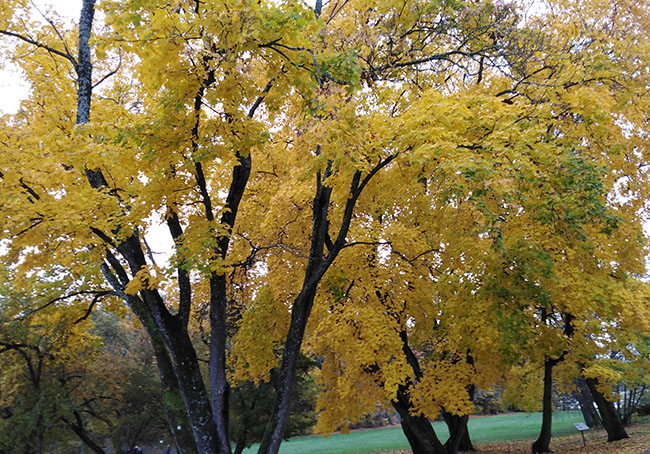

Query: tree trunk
149,329,198,454
443,412,474,453
233,428,248,454
65,411,108,454
574,377,600,428
210,274,232,454
393,386,446,454
258,285,320,454
257,159,394,454
393,330,446,454
584,377,629,442
72,2,219,451
160,318,225,454
258,164,334,454
531,358,554,454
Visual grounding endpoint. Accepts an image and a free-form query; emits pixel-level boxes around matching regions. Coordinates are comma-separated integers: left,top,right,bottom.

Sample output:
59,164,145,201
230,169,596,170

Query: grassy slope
242,411,585,454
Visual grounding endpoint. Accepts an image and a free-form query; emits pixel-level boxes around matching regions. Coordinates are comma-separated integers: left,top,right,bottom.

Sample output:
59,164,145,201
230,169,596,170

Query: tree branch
0,29,77,67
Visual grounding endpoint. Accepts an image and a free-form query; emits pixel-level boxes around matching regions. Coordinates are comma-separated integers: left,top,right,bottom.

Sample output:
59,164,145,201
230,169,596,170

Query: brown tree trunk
531,358,554,453
584,377,629,442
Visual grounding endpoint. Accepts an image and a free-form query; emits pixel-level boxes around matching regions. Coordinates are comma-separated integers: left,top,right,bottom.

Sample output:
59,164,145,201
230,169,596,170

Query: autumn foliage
1,0,649,454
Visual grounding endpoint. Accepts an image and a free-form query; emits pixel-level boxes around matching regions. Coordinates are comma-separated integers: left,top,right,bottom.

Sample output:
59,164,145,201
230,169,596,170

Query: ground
388,420,650,454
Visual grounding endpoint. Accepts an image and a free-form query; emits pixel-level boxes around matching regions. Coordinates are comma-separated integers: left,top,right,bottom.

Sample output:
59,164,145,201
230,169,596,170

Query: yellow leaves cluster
124,265,166,294
502,363,544,413
230,286,290,384
309,292,408,433
410,360,476,419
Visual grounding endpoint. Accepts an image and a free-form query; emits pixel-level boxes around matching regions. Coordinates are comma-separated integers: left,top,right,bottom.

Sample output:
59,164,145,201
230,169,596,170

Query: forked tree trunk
584,377,629,442
393,330,446,454
531,359,554,453
73,2,220,452
259,157,396,454
443,411,474,453
393,389,446,454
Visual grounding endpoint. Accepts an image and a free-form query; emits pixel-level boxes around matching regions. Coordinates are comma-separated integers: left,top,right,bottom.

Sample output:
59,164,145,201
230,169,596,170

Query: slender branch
92,48,123,89
29,0,76,63
248,78,275,118
104,249,130,286
143,235,158,267
0,29,77,67
166,210,191,325
89,226,118,249
74,292,117,324
24,290,115,316
328,154,397,256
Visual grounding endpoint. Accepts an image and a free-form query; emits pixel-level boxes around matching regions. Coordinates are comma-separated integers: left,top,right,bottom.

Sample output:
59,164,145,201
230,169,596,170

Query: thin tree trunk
584,377,629,442
65,411,108,454
257,160,334,454
258,285,321,454
574,377,600,428
233,428,248,454
532,358,554,453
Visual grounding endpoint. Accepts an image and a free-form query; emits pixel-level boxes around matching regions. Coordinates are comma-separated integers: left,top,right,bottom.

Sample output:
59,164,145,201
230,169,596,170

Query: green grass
241,411,585,454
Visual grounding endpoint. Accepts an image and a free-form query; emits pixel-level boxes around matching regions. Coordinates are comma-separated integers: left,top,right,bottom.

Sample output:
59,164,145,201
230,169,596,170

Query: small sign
573,423,590,431
573,423,590,447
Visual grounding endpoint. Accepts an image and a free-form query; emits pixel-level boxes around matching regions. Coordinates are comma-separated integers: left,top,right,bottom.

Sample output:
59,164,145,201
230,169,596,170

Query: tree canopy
1,0,649,453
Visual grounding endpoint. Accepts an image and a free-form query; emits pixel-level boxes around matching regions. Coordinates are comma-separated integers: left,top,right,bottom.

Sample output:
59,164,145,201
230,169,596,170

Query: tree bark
233,428,248,454
574,377,600,428
443,412,474,453
393,330,446,454
584,377,629,442
65,411,108,454
257,268,326,454
75,0,95,125
257,160,335,454
393,389,446,454
147,324,198,454
531,358,554,453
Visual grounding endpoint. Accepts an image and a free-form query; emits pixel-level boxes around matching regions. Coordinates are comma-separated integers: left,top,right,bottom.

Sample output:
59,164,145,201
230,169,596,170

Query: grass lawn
241,411,585,454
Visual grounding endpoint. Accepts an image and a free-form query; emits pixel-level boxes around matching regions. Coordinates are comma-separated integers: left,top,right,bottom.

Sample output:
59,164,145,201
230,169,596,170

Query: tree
1,2,649,454
0,269,116,454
